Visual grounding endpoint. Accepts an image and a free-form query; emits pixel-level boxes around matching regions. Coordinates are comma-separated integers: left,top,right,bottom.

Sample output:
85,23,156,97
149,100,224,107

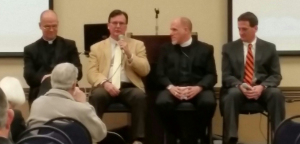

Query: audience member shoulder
30,95,49,109
73,102,95,114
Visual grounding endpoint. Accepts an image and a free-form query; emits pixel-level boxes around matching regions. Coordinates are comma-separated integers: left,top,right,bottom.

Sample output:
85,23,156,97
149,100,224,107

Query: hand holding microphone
240,83,256,99
118,35,132,59
241,83,253,91
118,35,127,51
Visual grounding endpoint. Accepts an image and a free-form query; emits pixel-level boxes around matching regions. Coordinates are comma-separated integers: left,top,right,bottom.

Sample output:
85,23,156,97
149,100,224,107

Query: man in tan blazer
87,9,150,144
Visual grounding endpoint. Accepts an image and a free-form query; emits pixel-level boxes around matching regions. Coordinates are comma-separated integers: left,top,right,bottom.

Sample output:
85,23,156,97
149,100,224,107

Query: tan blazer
87,38,150,91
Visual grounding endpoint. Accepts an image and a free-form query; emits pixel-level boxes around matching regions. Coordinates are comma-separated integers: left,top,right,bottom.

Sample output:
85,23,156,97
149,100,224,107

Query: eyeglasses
110,21,126,26
42,25,58,30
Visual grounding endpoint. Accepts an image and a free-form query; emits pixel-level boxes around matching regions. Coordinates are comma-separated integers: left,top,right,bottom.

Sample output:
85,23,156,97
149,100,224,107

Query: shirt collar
243,37,257,47
43,37,56,44
180,37,192,47
109,37,118,45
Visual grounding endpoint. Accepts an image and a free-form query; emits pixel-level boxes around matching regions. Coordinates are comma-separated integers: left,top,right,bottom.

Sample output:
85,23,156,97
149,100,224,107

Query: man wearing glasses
23,10,82,107
87,9,150,144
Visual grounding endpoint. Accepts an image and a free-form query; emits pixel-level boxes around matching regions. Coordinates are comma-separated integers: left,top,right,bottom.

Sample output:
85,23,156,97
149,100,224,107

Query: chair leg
208,121,213,144
266,114,273,144
164,131,167,144
270,120,273,144
222,118,226,144
267,118,270,144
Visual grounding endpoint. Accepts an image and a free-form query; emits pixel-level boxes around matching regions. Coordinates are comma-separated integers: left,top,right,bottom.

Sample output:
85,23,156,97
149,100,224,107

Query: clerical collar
242,37,257,46
43,37,56,44
180,37,192,47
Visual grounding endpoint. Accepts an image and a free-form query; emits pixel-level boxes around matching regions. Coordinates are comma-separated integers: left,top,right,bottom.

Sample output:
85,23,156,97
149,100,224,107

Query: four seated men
12,8,287,144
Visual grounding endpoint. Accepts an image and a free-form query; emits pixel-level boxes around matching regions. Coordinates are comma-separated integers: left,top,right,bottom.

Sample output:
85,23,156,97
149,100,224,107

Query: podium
129,33,198,144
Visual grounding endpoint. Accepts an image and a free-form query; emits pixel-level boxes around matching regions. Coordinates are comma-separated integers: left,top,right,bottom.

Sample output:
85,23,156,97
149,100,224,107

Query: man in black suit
23,10,82,106
156,17,217,144
221,12,285,144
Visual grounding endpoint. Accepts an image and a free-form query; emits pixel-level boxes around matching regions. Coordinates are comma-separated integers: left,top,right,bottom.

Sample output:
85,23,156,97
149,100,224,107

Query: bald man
23,10,82,106
156,17,217,144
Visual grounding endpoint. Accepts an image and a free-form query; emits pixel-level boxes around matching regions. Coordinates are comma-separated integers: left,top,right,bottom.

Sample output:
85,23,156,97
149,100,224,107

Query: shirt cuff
167,85,174,90
128,54,134,63
100,79,108,86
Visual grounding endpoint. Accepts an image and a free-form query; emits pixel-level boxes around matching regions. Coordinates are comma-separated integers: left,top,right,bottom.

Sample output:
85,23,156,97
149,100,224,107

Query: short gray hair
51,63,78,90
0,88,8,128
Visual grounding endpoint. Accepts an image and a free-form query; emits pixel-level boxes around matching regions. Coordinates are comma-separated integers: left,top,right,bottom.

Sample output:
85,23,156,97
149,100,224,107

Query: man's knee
223,87,243,102
267,88,284,101
268,88,283,96
89,87,110,102
129,88,147,104
197,90,216,108
155,90,175,111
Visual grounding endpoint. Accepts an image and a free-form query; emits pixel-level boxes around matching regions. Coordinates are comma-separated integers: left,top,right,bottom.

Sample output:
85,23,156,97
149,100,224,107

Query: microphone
118,34,124,41
241,83,252,90
118,35,125,53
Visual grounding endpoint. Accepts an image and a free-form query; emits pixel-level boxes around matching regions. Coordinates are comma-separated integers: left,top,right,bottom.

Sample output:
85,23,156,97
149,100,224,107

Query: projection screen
0,0,53,57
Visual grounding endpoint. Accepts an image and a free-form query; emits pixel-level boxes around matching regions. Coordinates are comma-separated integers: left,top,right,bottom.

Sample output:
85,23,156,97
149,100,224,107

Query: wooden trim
192,32,198,36
126,32,132,38
24,87,300,100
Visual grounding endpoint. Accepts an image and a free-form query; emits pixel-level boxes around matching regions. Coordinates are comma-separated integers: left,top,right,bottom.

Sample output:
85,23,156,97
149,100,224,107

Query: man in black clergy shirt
156,17,217,144
23,10,82,106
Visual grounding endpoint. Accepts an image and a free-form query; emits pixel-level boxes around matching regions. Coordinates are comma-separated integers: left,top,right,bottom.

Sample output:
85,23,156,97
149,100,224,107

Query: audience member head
0,88,14,138
51,63,78,94
170,17,192,45
39,10,58,41
107,9,128,40
238,12,258,43
0,77,25,109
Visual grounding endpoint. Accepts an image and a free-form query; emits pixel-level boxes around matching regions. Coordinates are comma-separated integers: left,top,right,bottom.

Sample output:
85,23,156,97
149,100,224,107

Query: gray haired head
51,63,78,90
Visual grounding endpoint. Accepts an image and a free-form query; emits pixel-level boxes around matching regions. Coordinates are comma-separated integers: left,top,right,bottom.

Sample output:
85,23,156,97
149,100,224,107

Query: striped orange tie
244,44,254,85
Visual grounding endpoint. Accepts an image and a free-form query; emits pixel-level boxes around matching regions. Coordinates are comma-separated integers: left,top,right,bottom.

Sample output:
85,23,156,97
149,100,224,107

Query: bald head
170,17,193,45
172,17,192,32
40,10,57,22
180,17,192,31
39,10,58,41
